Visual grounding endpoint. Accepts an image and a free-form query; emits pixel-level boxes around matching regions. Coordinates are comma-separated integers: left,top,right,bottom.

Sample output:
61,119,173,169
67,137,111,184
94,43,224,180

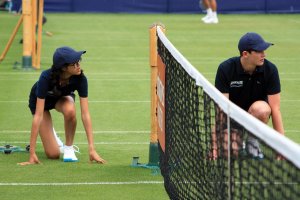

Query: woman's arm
80,97,106,164
18,98,45,165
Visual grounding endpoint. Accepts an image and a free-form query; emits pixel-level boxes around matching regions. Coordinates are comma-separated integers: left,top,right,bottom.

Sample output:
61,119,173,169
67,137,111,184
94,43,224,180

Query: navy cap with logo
52,46,86,69
238,32,274,52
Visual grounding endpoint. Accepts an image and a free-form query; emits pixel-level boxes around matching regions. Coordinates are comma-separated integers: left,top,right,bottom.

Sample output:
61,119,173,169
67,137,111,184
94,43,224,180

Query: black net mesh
157,34,300,200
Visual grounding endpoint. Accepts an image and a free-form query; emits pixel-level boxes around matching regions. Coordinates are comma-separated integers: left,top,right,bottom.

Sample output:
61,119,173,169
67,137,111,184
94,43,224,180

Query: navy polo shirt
215,57,280,111
29,69,88,113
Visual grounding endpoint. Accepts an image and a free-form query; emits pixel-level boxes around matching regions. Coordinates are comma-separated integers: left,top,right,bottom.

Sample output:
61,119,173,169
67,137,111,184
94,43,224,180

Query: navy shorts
29,93,75,115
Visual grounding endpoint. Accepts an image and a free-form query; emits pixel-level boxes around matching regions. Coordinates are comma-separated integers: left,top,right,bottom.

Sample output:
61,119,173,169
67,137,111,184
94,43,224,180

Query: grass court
0,12,299,199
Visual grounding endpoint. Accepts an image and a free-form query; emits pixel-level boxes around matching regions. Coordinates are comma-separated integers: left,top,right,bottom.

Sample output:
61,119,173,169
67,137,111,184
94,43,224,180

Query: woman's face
66,61,82,75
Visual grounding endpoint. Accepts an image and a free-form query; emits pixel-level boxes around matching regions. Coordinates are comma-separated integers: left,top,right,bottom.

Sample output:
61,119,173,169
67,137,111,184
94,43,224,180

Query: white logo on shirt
230,81,243,88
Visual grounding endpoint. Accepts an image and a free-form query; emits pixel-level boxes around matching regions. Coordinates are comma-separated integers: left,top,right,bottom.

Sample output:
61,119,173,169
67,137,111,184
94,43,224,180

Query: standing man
214,32,284,158
200,0,219,24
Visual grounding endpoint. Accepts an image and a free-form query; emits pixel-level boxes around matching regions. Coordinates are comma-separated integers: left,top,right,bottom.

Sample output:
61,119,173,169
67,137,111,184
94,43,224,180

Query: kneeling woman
19,46,106,165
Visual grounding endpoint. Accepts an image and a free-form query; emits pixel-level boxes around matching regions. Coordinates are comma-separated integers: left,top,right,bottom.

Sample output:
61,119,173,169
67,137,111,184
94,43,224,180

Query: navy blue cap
53,46,86,69
238,32,273,52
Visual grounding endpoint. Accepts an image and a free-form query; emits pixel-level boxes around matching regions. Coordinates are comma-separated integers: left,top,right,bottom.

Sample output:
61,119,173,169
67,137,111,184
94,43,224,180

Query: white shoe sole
203,18,219,24
63,158,78,162
204,20,219,24
63,146,80,162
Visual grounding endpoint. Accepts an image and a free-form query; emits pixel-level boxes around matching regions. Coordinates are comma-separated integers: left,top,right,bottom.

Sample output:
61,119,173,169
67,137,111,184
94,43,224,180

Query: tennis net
155,26,300,200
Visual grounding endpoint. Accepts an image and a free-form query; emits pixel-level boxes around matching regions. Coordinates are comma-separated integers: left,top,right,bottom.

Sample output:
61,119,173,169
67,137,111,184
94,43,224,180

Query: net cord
156,26,300,168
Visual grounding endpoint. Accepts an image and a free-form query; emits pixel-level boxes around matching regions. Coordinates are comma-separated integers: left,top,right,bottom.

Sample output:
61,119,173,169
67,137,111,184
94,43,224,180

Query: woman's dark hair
50,64,83,96
50,64,67,86
50,64,84,87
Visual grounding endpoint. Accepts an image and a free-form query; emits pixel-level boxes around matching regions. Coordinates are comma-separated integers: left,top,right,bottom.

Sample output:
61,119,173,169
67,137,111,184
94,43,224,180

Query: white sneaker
246,137,263,159
63,145,78,162
59,146,64,154
203,16,219,24
60,145,80,154
201,14,210,22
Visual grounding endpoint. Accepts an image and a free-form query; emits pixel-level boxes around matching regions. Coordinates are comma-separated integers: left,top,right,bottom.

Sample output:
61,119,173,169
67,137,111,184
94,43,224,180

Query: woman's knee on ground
45,149,60,159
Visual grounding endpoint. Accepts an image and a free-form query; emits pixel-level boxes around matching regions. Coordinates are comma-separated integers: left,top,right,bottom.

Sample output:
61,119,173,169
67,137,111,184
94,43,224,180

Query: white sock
53,127,64,147
206,8,213,16
212,11,218,18
64,145,72,150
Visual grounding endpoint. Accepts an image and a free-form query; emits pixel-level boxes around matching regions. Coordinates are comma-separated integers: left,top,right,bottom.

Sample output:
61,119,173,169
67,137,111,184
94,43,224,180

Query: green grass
0,12,300,199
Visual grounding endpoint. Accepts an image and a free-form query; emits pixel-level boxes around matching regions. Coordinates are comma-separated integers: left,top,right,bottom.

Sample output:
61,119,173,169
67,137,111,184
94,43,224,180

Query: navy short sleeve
215,64,230,94
76,75,88,97
29,69,89,113
265,64,280,95
34,69,88,99
36,70,51,99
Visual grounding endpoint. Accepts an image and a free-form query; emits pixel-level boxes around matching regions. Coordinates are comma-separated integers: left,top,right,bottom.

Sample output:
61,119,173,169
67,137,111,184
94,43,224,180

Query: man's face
248,50,266,66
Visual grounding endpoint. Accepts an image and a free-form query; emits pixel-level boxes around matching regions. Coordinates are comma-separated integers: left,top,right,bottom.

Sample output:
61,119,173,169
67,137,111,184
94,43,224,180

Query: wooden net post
31,0,37,68
22,0,43,70
22,0,33,69
0,0,43,69
35,0,44,69
148,23,166,166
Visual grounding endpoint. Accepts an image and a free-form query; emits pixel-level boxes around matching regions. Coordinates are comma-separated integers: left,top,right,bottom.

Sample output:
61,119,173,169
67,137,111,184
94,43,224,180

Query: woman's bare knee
63,106,76,120
45,149,60,159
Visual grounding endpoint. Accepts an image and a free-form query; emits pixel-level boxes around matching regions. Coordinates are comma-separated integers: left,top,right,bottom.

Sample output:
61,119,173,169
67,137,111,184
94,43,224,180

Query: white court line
1,78,300,81
0,72,150,75
0,100,299,103
88,78,150,81
0,100,150,103
3,181,295,187
0,181,164,186
2,72,300,75
0,141,148,145
0,78,150,81
1,180,297,186
0,181,298,186
0,130,150,134
1,130,300,133
89,100,150,103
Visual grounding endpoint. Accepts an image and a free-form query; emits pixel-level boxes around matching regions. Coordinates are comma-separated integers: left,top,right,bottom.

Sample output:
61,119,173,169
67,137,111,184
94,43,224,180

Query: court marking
0,72,150,75
0,100,150,103
0,141,148,145
89,100,150,103
0,78,150,81
0,100,299,103
1,77,300,81
0,130,150,134
1,130,300,134
0,181,164,186
0,180,298,187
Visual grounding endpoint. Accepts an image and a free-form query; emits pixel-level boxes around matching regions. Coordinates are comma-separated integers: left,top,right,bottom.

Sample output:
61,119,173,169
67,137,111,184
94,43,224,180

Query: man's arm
222,93,229,99
268,93,284,135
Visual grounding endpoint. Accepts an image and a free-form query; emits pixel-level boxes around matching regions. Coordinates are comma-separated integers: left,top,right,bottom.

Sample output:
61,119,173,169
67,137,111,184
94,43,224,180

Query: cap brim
66,50,86,64
254,42,273,51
